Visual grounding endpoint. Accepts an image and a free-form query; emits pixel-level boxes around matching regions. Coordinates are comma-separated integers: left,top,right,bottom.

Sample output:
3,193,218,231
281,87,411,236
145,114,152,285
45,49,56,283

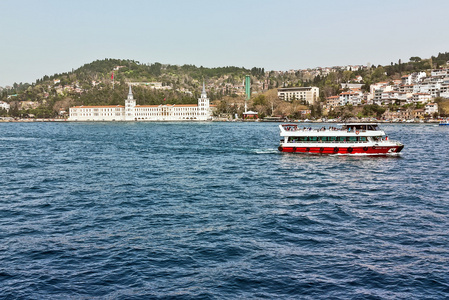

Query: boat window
320,137,328,142
358,136,367,142
347,136,357,142
309,137,318,141
337,136,346,141
328,136,337,141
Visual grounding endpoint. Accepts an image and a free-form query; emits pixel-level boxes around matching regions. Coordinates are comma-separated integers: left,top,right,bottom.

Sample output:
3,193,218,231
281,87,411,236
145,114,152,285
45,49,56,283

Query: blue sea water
0,122,448,299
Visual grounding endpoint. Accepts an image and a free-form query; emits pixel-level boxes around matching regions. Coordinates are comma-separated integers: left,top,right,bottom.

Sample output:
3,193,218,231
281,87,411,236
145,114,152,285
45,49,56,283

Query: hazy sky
1,0,449,87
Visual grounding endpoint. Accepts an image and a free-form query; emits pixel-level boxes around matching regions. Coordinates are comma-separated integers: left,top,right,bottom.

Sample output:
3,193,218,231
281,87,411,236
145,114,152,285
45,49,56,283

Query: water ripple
0,122,448,298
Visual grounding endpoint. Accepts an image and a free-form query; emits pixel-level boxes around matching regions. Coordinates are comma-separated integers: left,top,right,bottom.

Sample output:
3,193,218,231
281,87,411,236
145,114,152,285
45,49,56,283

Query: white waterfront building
0,101,10,112
69,84,214,121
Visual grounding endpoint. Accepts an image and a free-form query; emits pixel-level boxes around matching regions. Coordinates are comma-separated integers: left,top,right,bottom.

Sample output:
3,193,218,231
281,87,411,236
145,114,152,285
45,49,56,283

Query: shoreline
0,118,442,124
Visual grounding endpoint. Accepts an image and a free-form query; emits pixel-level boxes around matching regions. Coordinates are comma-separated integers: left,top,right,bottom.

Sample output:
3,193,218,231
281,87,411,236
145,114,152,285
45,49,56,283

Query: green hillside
1,52,449,118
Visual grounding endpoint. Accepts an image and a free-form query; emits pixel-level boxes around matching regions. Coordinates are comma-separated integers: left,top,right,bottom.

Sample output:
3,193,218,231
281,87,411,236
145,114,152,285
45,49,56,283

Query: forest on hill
0,59,267,118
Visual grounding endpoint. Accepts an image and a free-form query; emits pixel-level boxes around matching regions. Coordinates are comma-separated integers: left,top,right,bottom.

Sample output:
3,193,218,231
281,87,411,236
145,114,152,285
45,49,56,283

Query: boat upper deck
279,123,385,137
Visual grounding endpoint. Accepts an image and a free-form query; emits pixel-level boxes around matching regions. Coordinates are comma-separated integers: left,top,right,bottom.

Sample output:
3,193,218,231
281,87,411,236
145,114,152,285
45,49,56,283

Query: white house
326,96,340,108
425,102,438,115
431,69,448,78
339,91,363,106
411,93,432,103
0,101,10,112
373,90,407,105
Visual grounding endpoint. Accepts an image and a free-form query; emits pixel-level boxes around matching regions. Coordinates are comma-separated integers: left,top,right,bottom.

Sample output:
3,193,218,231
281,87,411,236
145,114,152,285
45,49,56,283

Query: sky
1,0,449,87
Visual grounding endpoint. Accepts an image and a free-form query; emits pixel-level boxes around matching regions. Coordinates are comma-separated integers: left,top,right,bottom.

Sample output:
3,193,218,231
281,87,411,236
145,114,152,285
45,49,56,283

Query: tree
252,94,267,106
341,111,355,121
371,66,387,83
342,70,353,83
316,104,322,117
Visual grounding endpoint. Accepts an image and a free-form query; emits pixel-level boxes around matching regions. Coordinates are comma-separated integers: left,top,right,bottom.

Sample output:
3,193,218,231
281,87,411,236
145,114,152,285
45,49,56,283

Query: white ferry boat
278,123,404,155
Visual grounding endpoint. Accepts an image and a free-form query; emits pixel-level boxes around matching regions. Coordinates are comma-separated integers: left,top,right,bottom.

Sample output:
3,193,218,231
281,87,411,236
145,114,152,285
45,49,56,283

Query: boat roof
281,123,380,127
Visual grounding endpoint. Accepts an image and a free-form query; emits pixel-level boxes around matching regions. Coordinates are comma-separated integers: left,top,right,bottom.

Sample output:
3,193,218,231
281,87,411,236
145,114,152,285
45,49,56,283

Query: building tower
245,75,251,112
125,85,136,121
198,81,210,120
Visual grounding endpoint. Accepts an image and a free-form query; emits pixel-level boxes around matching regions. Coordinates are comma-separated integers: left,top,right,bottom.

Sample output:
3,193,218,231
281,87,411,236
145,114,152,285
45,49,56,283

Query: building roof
173,104,199,107
277,87,317,91
135,104,199,108
71,105,125,108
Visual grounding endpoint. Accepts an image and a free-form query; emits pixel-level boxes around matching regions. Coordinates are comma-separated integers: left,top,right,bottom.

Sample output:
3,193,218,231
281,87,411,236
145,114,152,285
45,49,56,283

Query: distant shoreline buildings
3,59,449,121
322,69,449,118
68,83,215,121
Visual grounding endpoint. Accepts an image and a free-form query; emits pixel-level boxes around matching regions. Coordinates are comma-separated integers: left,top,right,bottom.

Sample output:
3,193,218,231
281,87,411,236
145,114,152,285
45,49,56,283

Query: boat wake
251,148,280,154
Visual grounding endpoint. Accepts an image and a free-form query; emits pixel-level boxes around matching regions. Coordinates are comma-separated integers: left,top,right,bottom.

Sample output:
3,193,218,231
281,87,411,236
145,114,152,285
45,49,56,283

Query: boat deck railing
281,125,376,133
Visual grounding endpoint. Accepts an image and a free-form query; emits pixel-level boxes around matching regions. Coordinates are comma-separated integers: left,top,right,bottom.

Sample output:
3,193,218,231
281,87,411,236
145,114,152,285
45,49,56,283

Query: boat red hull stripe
278,145,404,154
